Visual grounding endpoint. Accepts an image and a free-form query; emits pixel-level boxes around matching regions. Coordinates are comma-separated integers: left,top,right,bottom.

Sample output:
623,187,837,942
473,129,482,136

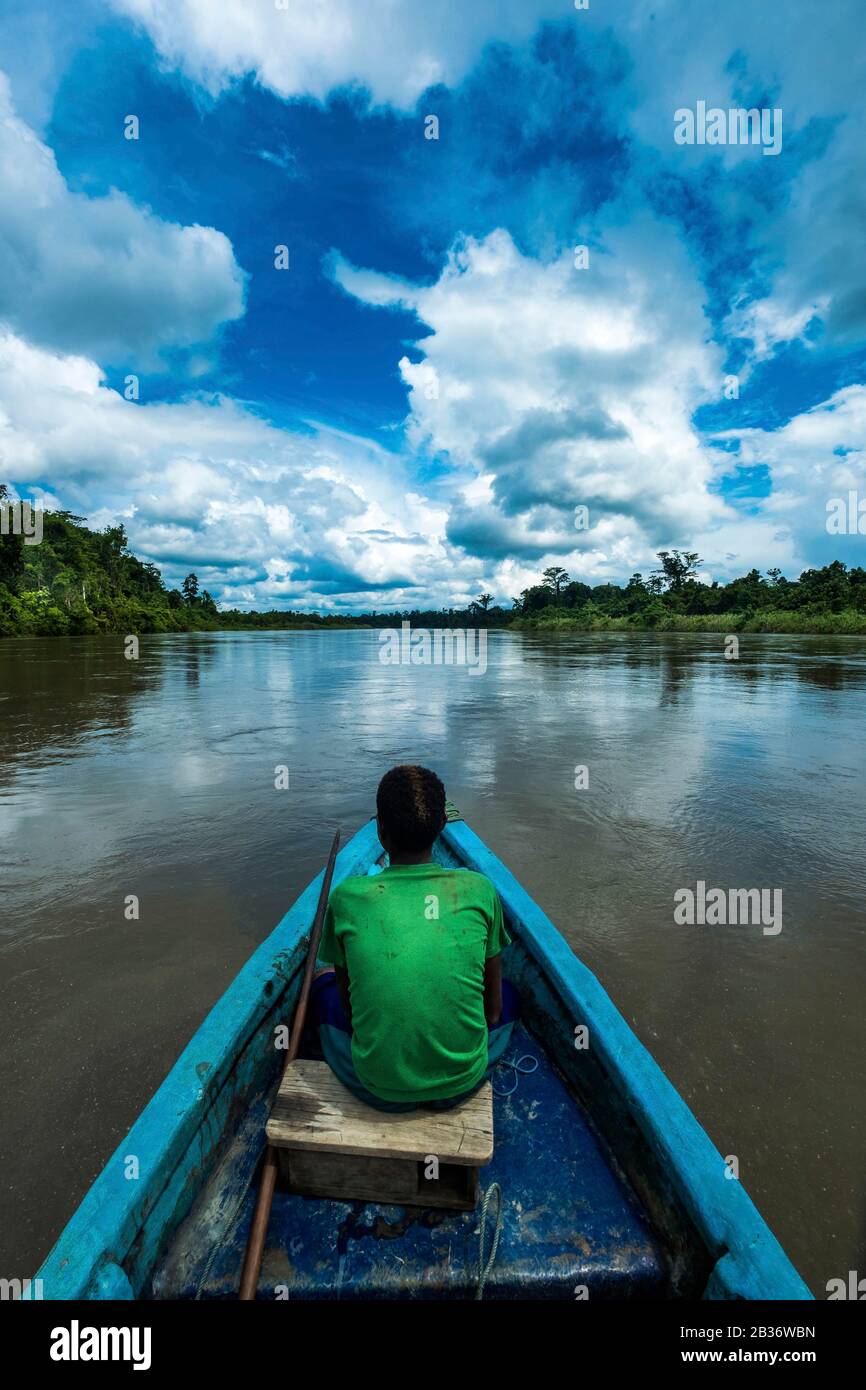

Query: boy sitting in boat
312,764,517,1111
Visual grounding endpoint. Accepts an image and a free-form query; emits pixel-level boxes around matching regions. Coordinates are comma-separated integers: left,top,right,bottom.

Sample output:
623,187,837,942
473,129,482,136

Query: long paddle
238,828,342,1300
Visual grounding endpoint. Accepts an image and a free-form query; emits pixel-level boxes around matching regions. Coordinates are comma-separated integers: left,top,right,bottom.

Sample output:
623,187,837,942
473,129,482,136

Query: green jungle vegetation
2,489,865,637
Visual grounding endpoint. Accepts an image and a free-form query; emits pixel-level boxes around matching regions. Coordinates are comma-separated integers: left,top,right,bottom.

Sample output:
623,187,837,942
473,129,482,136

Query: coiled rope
491,1052,539,1097
475,1182,504,1301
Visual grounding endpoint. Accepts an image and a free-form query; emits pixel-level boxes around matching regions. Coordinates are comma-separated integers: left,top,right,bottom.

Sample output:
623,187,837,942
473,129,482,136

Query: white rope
475,1182,504,1300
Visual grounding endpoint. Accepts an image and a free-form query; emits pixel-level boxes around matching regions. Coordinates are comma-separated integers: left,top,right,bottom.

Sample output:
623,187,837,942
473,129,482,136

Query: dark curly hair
376,765,447,853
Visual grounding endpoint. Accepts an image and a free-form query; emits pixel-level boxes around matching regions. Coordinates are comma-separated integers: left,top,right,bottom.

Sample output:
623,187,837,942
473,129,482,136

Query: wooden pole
238,828,341,1300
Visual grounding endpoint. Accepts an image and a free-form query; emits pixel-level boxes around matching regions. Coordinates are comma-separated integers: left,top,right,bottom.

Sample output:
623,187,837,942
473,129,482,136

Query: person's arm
335,964,352,1028
484,952,503,1026
483,882,509,1025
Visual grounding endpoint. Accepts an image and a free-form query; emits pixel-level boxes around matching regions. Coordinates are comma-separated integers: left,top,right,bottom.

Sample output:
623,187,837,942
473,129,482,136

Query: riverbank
513,608,866,634
5,607,866,638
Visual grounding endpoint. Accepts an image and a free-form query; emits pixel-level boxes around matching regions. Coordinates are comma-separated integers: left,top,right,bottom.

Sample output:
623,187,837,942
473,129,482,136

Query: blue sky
0,0,864,609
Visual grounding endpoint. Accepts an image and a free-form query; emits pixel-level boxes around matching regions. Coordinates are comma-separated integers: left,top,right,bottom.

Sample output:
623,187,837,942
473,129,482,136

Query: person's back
314,765,516,1111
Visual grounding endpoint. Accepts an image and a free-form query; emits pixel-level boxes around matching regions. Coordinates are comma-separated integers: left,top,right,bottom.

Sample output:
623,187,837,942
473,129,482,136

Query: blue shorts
309,971,519,1113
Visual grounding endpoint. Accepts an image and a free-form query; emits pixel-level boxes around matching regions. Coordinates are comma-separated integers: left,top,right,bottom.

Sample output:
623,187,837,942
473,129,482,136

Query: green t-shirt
319,864,510,1103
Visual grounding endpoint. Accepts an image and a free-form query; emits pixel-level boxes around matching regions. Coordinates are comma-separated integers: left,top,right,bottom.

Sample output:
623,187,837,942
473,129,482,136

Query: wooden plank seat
267,1060,493,1210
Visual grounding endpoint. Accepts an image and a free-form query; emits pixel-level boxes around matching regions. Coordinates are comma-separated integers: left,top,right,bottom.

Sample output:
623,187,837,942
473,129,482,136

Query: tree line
512,553,866,628
1,490,864,636
0,491,220,636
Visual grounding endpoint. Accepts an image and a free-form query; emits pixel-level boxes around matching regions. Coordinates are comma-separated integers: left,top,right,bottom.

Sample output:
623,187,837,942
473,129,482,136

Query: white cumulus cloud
0,72,246,368
333,223,738,575
0,329,493,608
111,0,570,109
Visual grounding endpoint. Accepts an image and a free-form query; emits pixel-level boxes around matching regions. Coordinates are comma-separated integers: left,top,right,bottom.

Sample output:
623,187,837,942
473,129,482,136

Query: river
1,629,864,1295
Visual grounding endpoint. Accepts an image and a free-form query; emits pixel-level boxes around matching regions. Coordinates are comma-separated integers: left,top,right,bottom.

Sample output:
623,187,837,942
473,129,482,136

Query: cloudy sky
1,0,864,610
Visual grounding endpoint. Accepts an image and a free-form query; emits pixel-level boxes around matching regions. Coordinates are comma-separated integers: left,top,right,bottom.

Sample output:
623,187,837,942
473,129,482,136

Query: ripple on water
206,726,298,757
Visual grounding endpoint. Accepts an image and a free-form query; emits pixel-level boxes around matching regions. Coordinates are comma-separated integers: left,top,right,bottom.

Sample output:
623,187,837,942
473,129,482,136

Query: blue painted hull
36,819,812,1300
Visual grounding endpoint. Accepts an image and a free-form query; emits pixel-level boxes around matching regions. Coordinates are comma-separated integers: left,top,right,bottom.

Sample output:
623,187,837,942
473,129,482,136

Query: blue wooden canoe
37,816,811,1300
